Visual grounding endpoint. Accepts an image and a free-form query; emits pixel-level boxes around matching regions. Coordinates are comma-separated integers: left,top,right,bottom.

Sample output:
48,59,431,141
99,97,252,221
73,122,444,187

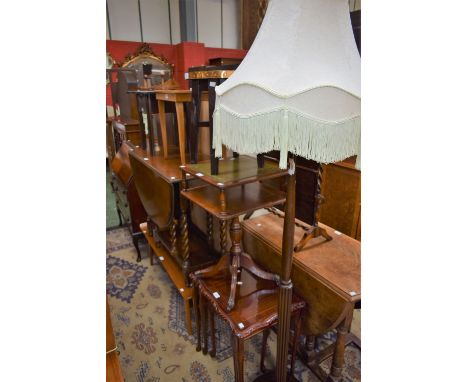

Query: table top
181,155,288,190
243,212,361,302
181,182,286,220
155,89,192,102
188,64,237,79
191,268,305,339
128,144,184,184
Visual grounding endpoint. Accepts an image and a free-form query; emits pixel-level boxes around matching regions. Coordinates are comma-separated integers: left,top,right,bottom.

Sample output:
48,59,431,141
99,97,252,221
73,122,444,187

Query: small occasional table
188,64,238,174
155,89,192,165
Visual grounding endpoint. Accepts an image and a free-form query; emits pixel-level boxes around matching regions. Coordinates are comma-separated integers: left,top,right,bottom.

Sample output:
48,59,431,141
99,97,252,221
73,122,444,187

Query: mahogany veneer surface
129,145,184,183
181,183,286,219
242,213,360,335
183,156,287,189
193,269,304,339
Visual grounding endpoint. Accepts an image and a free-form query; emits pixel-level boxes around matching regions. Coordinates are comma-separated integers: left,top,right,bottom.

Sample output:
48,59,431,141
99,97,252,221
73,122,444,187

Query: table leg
136,94,147,150
202,294,209,355
146,94,155,155
232,334,245,382
194,285,202,351
189,80,201,164
175,101,187,165
327,310,353,382
208,83,219,174
260,328,270,373
209,307,216,357
184,297,193,336
157,99,169,159
227,217,242,312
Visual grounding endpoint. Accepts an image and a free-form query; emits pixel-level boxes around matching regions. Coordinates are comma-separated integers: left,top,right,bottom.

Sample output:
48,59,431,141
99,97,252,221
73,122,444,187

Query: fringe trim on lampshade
213,107,361,170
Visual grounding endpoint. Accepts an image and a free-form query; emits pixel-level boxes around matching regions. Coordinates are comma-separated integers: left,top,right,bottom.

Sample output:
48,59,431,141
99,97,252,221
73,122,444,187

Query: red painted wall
106,40,247,106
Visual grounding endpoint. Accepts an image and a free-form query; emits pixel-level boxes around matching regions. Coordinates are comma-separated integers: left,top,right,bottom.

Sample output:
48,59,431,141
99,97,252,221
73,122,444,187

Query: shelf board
182,155,287,189
181,182,286,220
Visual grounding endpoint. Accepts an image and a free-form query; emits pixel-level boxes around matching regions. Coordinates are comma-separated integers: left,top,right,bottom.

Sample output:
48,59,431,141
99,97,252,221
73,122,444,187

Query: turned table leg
232,334,245,382
194,286,202,352
132,235,142,262
147,218,154,265
327,310,353,382
227,217,242,312
201,294,209,355
184,297,192,336
209,307,216,357
260,328,270,373
290,313,303,376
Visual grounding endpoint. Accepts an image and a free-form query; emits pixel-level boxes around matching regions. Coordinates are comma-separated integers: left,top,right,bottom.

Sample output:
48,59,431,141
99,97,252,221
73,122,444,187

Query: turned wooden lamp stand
180,154,301,382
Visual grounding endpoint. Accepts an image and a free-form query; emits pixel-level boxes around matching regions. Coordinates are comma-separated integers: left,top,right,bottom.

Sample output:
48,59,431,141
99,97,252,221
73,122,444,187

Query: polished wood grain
242,212,361,382
191,267,304,382
129,152,175,231
110,142,147,261
319,159,361,240
129,145,183,183
106,352,124,382
140,222,193,335
155,90,192,164
181,182,285,219
182,155,287,189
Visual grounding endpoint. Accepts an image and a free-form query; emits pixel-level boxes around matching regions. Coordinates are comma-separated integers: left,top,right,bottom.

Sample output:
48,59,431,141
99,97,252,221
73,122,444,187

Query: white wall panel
222,0,240,48
169,0,181,44
140,0,171,43
107,0,141,41
197,0,222,48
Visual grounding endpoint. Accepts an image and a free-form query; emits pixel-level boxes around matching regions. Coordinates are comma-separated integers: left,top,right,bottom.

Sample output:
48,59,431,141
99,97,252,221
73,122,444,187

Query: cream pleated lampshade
213,0,361,169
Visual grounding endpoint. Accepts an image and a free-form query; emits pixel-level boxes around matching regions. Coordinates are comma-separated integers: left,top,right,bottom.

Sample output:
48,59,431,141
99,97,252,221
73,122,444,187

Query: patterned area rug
106,227,361,381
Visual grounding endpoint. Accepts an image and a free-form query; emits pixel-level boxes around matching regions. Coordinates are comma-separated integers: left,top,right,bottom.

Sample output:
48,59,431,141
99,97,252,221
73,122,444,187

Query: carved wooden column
220,220,228,255
227,216,242,312
180,170,191,286
207,213,214,248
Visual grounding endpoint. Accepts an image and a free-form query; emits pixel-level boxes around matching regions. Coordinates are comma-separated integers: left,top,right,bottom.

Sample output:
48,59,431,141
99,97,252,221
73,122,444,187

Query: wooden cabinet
319,158,361,240
110,142,147,260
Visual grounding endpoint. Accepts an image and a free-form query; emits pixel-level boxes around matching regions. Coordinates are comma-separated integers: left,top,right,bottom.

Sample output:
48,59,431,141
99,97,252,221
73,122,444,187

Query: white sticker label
144,157,149,161
180,165,186,168
184,72,189,79
196,172,204,177
237,281,243,285
238,323,245,329
217,183,224,186
159,256,164,261
170,176,176,180
209,81,216,87
213,292,220,299
334,230,342,236
349,291,357,296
